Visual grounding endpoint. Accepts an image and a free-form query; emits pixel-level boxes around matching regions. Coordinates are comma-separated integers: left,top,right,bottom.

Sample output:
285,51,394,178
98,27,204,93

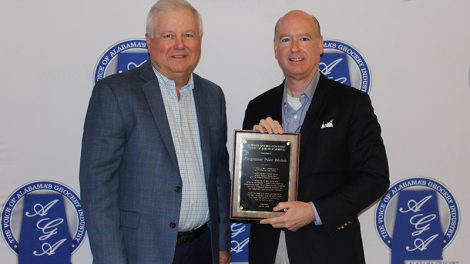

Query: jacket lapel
299,74,330,154
270,83,284,123
140,61,179,169
192,75,211,181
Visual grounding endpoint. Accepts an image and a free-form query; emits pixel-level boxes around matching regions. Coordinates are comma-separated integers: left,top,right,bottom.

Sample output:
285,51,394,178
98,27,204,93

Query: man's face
146,9,201,82
274,11,323,82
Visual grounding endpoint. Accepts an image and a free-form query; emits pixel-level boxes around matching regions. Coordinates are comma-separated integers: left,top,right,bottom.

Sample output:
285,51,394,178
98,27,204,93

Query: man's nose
290,39,300,52
174,36,185,49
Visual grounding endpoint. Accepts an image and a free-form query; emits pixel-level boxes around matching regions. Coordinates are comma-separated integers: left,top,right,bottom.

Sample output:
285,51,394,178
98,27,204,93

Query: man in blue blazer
243,10,389,263
79,1,231,263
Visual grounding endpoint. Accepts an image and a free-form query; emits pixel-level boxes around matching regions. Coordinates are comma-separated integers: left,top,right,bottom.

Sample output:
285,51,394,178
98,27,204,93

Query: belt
177,224,208,245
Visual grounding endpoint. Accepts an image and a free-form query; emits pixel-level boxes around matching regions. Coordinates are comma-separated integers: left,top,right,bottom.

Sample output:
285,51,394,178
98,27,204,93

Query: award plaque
230,130,299,220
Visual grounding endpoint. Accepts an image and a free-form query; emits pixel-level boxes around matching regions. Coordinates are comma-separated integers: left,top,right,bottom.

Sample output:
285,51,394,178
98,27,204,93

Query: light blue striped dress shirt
153,68,209,232
276,72,322,264
281,71,322,226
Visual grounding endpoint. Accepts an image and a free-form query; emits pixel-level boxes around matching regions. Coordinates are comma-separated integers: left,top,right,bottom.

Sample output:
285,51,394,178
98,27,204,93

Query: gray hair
146,0,203,38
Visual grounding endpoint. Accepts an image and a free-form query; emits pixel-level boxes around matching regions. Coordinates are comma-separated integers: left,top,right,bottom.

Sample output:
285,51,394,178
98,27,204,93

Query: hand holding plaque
230,130,299,220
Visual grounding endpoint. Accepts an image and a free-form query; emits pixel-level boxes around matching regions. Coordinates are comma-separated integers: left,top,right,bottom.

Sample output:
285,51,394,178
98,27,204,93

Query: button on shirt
275,72,322,264
281,71,322,225
282,73,318,133
153,68,209,232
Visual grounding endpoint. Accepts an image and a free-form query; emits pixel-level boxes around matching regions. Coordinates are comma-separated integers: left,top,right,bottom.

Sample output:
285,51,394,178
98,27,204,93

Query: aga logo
375,177,459,264
93,39,149,84
321,40,371,93
1,181,86,263
231,223,250,262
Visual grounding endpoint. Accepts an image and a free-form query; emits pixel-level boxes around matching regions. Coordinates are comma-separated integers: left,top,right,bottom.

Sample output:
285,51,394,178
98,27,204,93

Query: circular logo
93,39,148,84
1,181,86,254
375,177,459,249
321,39,371,93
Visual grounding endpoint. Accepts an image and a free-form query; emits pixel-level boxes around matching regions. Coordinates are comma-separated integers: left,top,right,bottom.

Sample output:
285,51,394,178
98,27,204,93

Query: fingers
260,215,283,225
252,117,284,134
252,124,266,133
219,251,231,264
259,201,314,232
273,202,289,212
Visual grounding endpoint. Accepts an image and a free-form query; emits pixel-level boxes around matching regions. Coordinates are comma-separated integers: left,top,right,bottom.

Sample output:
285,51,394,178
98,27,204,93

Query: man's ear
145,33,152,48
318,36,324,55
274,42,278,59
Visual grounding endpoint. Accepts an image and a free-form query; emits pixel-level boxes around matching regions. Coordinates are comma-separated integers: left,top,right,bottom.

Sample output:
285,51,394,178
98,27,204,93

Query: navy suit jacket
243,74,389,264
79,60,231,264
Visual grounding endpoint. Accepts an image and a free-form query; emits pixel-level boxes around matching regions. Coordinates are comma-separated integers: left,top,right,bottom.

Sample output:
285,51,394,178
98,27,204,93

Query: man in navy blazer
243,10,389,263
79,1,231,263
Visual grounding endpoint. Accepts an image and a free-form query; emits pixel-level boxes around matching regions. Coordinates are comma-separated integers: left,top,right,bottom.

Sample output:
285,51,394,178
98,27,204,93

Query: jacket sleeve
242,100,257,130
79,81,128,264
314,92,390,235
216,89,232,251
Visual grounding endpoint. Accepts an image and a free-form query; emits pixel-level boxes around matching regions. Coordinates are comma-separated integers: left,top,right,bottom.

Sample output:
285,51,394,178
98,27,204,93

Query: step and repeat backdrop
1,0,469,263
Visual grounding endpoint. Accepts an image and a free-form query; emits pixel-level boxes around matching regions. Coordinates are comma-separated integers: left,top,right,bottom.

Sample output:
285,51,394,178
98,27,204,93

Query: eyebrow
278,33,313,39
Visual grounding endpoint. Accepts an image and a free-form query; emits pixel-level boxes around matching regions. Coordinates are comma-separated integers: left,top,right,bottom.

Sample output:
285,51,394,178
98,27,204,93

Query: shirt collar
282,71,320,105
151,66,194,96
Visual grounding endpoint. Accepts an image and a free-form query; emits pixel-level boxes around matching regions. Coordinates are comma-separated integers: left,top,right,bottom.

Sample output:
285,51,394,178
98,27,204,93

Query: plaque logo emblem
375,177,459,264
321,39,371,93
93,39,148,84
230,223,250,262
1,181,86,261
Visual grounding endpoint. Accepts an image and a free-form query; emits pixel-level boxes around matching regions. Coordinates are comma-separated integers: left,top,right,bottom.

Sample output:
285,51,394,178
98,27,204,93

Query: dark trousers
172,227,212,264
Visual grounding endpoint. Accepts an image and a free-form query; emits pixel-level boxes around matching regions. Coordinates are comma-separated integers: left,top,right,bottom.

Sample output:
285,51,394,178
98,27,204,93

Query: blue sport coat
79,60,231,264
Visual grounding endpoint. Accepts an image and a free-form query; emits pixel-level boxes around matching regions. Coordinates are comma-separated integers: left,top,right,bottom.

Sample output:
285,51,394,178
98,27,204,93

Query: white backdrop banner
1,0,469,263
